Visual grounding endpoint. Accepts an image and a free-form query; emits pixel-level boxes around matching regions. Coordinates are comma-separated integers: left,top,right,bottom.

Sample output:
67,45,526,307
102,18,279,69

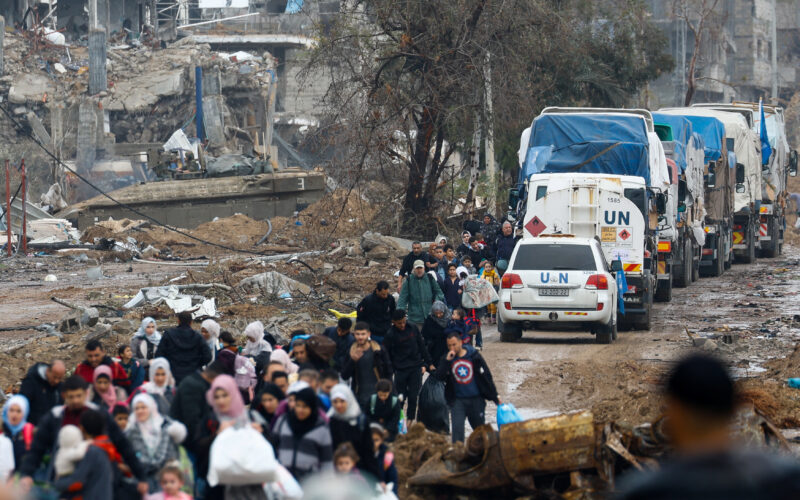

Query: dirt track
481,245,800,426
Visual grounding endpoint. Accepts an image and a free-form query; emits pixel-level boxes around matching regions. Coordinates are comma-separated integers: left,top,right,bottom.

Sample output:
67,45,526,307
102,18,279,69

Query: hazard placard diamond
525,216,547,237
618,229,630,241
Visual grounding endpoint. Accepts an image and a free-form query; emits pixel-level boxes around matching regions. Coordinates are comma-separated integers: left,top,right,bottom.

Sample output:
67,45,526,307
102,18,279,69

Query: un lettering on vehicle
540,272,568,283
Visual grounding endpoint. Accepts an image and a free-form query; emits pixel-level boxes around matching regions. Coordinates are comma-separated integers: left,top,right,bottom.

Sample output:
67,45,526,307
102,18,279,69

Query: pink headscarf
205,374,245,421
92,365,117,412
269,348,298,375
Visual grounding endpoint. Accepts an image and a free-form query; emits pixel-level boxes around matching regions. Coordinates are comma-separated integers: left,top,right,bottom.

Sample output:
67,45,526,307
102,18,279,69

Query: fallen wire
0,102,282,258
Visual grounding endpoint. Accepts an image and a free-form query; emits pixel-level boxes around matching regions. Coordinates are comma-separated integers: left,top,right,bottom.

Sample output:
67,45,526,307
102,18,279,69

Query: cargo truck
652,113,707,293
510,108,671,329
661,108,761,264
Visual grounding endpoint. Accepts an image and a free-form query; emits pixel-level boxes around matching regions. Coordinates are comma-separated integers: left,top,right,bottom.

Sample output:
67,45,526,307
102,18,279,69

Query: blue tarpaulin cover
526,114,651,185
653,113,692,173
674,115,726,164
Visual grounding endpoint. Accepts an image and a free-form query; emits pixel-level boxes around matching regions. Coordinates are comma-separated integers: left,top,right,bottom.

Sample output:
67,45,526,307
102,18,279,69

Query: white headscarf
128,393,163,453
242,321,272,356
134,317,161,345
328,383,361,422
201,319,221,359
142,358,174,395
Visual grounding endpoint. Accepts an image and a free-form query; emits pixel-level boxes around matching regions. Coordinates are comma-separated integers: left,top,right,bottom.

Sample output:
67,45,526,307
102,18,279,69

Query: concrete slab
8,73,54,104
102,70,185,112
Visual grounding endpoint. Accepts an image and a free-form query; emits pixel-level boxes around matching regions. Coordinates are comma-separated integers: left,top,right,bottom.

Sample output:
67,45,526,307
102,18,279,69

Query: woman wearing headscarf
422,301,450,364
268,348,298,376
131,358,176,415
327,383,379,480
241,321,272,358
195,375,269,500
124,393,186,493
87,365,127,413
249,383,285,440
200,319,221,362
131,317,162,371
272,387,333,481
2,395,33,473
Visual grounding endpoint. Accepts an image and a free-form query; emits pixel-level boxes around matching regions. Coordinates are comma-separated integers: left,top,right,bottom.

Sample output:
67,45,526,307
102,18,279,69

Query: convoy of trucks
504,102,796,343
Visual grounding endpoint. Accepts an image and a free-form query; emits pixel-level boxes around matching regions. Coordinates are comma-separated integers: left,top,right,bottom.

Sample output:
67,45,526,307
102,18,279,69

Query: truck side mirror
736,163,745,184
508,188,520,210
790,150,798,177
655,192,667,214
706,165,716,188
610,259,623,273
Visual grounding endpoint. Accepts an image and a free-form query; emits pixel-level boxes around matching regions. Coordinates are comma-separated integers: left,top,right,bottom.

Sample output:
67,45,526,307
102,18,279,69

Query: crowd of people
0,216,516,499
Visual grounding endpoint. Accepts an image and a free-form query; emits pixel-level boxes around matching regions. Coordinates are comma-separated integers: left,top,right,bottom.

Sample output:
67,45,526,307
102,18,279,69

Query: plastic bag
496,403,522,427
234,354,256,391
461,276,499,309
417,377,449,433
375,482,400,500
207,426,278,486
306,334,337,362
264,465,303,500
398,408,407,435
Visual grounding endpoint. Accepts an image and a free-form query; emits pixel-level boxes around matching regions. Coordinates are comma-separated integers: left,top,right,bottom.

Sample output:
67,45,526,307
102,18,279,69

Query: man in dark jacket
384,309,434,422
356,281,396,344
171,362,223,454
74,340,129,389
617,354,800,499
155,311,212,384
19,376,148,496
480,213,502,253
435,332,500,443
325,317,354,371
397,242,437,292
20,360,65,425
465,237,493,270
342,322,393,410
494,221,517,274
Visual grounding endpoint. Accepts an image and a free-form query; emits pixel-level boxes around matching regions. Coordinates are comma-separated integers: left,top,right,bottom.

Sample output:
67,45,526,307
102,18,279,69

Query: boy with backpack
366,379,402,441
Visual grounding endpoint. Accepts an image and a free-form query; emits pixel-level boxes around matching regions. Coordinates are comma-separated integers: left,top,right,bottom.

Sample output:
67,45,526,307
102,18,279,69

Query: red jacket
75,357,130,388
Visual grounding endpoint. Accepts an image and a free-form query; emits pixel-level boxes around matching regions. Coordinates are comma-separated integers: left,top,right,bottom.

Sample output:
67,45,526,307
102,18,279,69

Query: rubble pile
0,29,277,194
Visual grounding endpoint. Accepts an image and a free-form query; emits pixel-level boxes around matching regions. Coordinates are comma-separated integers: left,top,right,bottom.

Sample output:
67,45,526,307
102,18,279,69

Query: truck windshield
512,244,596,271
624,188,646,218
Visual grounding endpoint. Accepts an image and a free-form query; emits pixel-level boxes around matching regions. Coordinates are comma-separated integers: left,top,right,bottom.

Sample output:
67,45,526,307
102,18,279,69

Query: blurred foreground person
617,354,800,500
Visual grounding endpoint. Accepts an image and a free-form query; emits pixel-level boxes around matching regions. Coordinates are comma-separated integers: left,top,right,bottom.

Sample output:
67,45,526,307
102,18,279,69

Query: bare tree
304,0,672,234
672,0,722,106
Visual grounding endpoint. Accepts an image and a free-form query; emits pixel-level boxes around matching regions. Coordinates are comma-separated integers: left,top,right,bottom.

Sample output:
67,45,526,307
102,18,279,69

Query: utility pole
484,52,496,217
771,0,778,102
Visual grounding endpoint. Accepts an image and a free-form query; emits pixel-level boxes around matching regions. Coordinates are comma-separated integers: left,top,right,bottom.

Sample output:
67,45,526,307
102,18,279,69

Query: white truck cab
497,236,618,344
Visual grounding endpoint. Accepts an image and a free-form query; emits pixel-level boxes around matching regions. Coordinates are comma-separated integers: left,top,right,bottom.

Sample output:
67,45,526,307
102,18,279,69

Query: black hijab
253,383,285,423
288,387,319,438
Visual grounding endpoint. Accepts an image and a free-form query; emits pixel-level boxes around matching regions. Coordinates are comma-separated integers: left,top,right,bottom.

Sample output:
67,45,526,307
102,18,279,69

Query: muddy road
481,245,800,425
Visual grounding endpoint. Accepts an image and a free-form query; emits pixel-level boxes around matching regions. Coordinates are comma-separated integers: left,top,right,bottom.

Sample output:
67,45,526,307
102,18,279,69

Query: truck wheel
596,315,616,344
654,270,672,302
691,245,700,282
762,222,779,258
498,316,522,343
743,226,756,264
632,289,652,331
674,240,692,288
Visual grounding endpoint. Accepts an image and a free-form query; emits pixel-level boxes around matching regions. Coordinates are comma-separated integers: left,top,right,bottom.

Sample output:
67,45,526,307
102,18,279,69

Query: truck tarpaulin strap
527,114,651,185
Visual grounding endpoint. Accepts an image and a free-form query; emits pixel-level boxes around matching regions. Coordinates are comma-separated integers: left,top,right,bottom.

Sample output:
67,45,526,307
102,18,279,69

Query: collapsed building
0,2,334,233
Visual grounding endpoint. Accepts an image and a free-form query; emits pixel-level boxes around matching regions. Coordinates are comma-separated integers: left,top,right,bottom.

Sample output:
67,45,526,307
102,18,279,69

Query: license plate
539,288,569,296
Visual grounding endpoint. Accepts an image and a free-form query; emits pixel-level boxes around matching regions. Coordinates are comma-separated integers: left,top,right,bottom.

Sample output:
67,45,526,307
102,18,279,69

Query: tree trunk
464,112,482,219
404,110,434,215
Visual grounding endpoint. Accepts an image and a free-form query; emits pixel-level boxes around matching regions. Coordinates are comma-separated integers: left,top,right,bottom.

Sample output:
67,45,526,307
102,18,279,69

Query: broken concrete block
238,271,311,296
8,73,54,104
112,320,136,334
82,323,112,342
366,245,390,260
346,245,364,257
361,231,412,257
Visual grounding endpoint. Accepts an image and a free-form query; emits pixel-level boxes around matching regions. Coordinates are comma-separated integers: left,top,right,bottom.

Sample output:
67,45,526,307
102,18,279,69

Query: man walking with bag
398,260,445,331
